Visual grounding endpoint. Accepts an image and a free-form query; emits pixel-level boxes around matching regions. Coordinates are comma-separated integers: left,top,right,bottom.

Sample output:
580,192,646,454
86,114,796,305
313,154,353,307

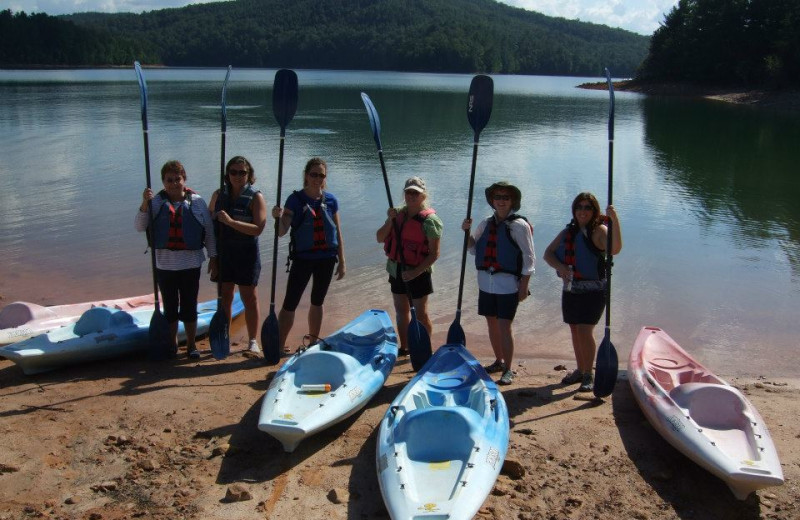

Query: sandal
561,369,583,385
484,360,506,374
498,369,514,386
578,372,594,392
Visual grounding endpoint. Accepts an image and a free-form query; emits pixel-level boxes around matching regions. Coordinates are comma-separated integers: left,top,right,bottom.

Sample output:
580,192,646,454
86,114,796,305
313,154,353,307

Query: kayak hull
628,326,783,500
376,344,509,519
0,294,155,345
258,309,398,452
0,294,243,374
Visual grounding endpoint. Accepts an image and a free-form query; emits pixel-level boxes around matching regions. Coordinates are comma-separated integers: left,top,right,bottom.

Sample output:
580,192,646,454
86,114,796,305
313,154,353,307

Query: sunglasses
307,172,327,179
164,176,183,184
404,190,421,196
575,204,594,211
492,194,511,201
228,169,248,177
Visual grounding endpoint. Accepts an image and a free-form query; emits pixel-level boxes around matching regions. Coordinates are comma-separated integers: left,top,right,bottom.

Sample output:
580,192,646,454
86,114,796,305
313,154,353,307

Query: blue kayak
0,293,244,375
376,344,509,519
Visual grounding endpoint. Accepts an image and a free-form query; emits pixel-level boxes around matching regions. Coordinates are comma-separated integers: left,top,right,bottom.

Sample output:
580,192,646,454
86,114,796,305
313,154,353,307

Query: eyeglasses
164,176,184,184
575,204,594,211
492,194,511,201
228,169,248,177
307,172,327,179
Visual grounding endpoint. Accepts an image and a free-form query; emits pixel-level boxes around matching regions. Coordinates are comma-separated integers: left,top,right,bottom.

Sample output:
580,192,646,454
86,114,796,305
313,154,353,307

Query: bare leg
485,316,504,364
392,293,410,351
278,308,295,352
184,321,197,350
220,282,235,327
308,304,323,339
238,285,260,341
169,321,179,351
412,296,432,337
570,323,597,373
497,318,514,367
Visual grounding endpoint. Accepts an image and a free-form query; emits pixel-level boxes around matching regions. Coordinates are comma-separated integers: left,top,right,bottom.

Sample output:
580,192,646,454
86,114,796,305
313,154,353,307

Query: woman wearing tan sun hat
462,181,535,385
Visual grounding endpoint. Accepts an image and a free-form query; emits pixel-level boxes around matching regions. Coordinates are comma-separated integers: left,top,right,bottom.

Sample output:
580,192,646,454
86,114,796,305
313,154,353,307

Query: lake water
1,68,798,377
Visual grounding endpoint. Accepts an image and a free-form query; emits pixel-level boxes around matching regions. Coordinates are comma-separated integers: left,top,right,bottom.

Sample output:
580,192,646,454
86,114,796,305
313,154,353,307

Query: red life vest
383,208,435,267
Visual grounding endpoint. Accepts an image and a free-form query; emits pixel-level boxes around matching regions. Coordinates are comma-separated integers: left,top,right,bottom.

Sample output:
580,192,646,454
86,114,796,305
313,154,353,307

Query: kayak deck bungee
628,326,783,500
258,309,398,452
376,344,509,519
0,293,244,375
0,294,155,346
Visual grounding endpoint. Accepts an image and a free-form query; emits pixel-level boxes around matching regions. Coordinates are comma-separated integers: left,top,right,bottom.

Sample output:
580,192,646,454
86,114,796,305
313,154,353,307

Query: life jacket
474,214,531,277
555,223,605,281
383,208,435,267
149,189,204,251
215,183,259,243
288,190,339,259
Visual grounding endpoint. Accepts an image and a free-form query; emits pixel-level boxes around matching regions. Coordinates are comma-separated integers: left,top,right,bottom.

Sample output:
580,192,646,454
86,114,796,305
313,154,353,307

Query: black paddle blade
208,308,229,360
466,74,494,139
148,309,173,361
446,310,466,345
360,92,383,150
272,69,298,131
261,311,281,366
408,312,432,371
593,333,619,398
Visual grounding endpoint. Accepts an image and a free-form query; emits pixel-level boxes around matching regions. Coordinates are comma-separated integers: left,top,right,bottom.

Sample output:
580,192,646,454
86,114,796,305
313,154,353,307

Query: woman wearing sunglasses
272,157,346,353
462,181,535,386
376,176,443,356
209,156,267,355
543,192,622,392
135,160,218,358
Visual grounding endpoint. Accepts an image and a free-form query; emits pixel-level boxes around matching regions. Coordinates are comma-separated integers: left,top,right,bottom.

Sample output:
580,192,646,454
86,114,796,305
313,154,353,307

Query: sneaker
187,347,200,359
484,360,506,374
578,372,594,392
498,369,514,386
248,339,261,354
561,369,583,385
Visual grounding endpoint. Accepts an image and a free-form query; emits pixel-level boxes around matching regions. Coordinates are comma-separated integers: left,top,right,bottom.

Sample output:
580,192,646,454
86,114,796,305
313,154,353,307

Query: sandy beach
0,300,798,520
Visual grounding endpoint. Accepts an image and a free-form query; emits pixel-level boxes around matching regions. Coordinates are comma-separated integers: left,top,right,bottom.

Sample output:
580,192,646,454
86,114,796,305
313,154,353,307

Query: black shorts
219,240,261,286
389,271,433,300
562,290,606,325
156,267,200,323
282,257,337,312
478,290,520,320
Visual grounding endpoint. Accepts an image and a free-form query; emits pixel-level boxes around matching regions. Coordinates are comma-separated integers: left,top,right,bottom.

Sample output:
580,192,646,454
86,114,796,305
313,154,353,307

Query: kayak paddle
447,74,494,346
593,68,619,398
261,69,298,366
209,65,233,360
134,61,174,360
361,92,432,371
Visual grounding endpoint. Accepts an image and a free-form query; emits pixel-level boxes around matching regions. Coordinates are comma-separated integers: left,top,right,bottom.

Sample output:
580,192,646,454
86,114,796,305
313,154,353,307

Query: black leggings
156,268,200,323
281,257,337,312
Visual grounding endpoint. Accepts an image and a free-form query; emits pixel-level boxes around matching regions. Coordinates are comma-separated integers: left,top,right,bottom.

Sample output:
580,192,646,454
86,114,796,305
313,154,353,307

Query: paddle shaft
268,131,286,314
604,69,615,330
218,66,231,305
454,139,480,323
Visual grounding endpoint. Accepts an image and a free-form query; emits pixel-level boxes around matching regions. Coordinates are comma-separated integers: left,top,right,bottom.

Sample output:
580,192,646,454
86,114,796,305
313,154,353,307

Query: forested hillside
637,0,800,86
2,0,648,76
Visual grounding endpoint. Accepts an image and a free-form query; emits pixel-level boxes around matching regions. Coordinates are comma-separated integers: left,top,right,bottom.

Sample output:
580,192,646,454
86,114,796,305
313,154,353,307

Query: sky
5,0,680,36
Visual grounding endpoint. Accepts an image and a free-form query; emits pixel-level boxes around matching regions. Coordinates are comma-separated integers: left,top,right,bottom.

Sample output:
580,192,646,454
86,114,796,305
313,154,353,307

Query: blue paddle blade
360,92,383,150
408,312,432,371
593,333,618,398
273,69,298,131
262,312,280,366
148,309,173,361
208,308,229,360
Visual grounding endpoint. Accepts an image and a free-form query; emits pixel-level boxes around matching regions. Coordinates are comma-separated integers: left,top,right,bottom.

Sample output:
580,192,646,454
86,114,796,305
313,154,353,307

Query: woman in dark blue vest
209,156,266,355
543,192,622,392
272,158,346,353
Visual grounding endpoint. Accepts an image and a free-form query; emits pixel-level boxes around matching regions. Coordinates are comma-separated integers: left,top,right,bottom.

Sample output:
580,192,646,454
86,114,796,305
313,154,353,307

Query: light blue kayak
376,344,509,520
258,309,398,452
0,293,244,375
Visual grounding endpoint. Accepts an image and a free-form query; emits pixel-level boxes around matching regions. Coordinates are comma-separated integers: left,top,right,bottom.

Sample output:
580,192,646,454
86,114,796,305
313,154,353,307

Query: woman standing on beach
135,160,217,358
376,176,443,356
271,157,346,352
209,156,266,355
462,181,534,386
543,192,622,392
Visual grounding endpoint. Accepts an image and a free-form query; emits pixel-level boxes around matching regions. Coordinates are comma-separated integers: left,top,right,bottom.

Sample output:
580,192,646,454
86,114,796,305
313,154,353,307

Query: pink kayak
0,294,155,345
628,326,783,500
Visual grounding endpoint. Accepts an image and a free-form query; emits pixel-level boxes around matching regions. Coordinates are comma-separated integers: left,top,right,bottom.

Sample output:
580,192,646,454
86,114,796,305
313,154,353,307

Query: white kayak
258,309,398,452
0,294,156,345
628,326,784,500
0,294,243,375
376,344,509,519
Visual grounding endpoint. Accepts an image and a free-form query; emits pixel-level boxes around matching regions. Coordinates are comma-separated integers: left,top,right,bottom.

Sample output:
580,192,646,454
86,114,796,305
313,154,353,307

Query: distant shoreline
578,79,800,110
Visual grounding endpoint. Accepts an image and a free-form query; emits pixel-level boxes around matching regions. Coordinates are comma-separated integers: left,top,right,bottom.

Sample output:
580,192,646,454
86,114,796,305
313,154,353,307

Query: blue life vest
554,225,605,281
216,184,259,243
150,189,204,251
289,190,339,259
474,215,529,277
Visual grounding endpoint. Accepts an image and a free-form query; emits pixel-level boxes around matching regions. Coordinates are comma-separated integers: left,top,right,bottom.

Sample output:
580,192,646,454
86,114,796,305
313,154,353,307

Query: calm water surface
1,68,798,377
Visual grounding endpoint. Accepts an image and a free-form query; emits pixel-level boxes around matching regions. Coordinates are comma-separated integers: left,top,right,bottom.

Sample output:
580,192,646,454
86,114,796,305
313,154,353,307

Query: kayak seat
74,308,116,336
110,311,135,328
289,351,357,389
395,406,481,462
0,302,55,328
669,383,749,430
